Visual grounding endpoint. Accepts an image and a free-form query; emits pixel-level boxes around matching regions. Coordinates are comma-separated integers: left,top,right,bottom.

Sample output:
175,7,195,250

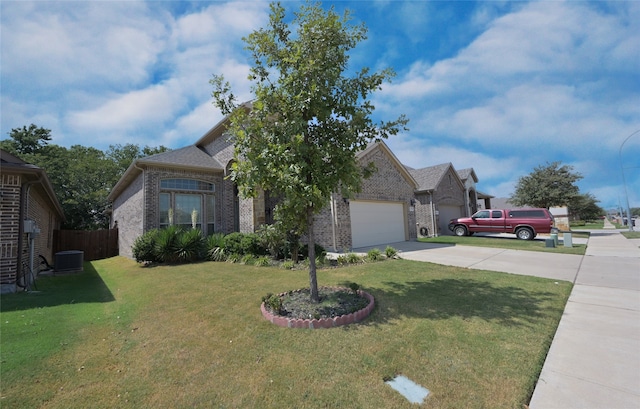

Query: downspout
330,193,337,252
429,191,438,237
17,177,42,290
133,162,145,231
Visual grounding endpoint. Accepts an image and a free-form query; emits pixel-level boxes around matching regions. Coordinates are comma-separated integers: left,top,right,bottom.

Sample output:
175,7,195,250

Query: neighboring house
1,149,65,294
108,115,487,256
408,163,468,237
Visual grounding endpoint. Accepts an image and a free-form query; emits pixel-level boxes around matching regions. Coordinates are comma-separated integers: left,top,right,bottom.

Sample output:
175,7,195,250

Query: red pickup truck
448,208,555,240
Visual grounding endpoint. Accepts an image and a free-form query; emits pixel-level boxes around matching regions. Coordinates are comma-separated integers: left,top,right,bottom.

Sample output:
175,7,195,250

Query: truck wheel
453,225,468,237
516,227,534,240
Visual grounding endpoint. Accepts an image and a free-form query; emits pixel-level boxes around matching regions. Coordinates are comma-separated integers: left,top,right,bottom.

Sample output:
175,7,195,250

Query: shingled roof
457,168,478,183
139,145,224,170
408,163,454,192
107,145,225,202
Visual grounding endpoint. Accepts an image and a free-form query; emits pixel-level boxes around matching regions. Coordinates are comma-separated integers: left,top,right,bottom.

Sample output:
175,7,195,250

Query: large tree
211,1,407,302
510,161,582,209
568,192,604,221
1,124,52,155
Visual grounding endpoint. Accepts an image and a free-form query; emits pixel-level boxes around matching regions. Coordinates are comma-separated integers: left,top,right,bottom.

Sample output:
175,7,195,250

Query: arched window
159,179,216,234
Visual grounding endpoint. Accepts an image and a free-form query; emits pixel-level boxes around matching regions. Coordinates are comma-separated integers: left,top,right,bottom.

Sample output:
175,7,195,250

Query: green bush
346,252,362,264
240,233,266,256
281,260,295,270
257,224,286,259
254,256,272,267
241,254,256,265
132,229,161,264
366,248,383,262
261,293,283,314
175,229,206,263
155,226,182,263
385,246,398,259
207,233,227,262
226,253,241,263
223,232,244,255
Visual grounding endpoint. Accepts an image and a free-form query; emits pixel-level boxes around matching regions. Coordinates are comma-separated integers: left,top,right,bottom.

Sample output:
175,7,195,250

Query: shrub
348,282,360,294
261,293,283,314
155,225,182,263
226,253,241,263
336,254,349,265
132,229,161,264
175,229,206,263
346,252,362,264
207,233,227,262
385,246,398,259
254,256,272,267
241,254,256,265
223,232,244,255
240,233,266,256
281,260,295,270
366,248,383,262
315,254,327,267
257,224,286,259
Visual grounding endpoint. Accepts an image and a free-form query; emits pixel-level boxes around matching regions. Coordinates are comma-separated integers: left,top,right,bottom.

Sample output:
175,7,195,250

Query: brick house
108,115,482,257
1,150,65,293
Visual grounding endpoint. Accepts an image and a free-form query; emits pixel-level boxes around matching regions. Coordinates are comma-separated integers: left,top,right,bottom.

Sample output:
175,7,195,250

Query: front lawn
419,234,587,255
1,257,571,409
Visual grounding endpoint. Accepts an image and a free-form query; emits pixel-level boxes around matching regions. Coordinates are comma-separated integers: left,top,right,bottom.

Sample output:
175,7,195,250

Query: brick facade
313,144,417,251
1,166,63,293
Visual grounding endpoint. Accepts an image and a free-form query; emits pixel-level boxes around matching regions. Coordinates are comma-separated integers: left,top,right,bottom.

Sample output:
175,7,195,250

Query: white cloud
66,83,182,133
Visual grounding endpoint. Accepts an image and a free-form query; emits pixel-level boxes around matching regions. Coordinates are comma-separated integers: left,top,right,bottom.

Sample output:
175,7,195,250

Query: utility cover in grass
385,375,430,404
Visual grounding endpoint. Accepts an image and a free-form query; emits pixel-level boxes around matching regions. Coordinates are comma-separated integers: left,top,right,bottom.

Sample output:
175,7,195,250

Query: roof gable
409,162,465,192
357,141,418,189
457,168,478,183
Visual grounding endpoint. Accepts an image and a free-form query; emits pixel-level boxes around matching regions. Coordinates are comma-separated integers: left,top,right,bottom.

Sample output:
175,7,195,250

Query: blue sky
2,1,639,210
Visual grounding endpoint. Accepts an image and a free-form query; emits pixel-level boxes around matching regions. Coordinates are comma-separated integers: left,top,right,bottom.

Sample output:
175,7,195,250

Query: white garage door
350,201,406,248
438,205,463,235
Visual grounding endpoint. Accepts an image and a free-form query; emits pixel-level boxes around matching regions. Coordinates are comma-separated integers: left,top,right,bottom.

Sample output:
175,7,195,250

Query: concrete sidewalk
353,230,640,408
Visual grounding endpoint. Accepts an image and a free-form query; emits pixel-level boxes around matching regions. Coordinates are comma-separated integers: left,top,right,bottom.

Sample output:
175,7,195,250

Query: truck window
491,210,502,218
474,211,490,219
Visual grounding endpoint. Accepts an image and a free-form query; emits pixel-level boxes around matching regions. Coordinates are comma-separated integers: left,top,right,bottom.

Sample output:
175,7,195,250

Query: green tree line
1,124,168,230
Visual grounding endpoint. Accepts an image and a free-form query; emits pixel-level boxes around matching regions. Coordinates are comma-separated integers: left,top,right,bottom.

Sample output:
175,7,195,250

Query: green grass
570,220,604,229
621,231,640,239
1,257,572,409
418,234,587,255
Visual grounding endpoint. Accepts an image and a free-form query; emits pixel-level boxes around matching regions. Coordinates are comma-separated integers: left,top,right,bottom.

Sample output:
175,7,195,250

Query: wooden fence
53,229,118,261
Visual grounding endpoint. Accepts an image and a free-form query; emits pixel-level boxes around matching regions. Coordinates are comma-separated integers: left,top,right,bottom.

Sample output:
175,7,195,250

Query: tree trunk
307,205,319,303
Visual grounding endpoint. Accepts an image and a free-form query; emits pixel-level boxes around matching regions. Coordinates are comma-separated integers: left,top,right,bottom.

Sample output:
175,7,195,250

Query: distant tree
2,125,169,230
1,124,52,155
211,2,408,302
510,161,582,209
568,193,604,221
106,143,169,175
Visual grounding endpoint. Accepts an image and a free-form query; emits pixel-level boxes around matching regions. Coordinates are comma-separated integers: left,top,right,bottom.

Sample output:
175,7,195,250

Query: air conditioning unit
54,250,84,273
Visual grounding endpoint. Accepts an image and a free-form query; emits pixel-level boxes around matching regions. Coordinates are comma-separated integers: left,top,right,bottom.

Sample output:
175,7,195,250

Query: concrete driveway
353,235,586,282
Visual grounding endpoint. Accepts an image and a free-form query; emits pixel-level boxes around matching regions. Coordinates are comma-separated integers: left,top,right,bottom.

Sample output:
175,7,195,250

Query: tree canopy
2,126,168,230
510,161,582,209
211,1,407,302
